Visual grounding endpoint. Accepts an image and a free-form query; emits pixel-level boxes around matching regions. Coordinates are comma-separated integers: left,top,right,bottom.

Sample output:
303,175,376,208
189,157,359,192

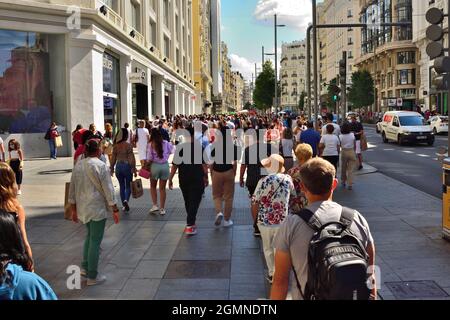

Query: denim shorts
151,162,170,180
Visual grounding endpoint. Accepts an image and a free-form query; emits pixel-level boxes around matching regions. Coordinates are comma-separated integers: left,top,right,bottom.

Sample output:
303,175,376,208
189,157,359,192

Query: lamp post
274,14,286,112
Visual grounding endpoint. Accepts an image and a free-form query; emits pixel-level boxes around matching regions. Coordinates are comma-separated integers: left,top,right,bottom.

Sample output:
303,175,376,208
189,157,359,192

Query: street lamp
274,14,286,112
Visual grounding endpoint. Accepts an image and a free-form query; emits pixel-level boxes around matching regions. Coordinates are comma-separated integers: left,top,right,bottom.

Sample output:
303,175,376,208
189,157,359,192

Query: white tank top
10,150,20,159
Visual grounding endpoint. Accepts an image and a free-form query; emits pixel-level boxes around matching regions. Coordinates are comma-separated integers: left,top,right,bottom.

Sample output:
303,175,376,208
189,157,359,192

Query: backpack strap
294,209,321,232
340,206,356,228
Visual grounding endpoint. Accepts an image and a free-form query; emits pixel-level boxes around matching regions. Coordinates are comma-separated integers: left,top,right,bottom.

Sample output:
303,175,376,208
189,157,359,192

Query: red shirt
73,129,87,145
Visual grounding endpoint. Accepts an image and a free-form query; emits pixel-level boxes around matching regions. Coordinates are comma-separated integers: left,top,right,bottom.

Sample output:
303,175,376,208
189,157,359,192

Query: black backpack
293,207,370,300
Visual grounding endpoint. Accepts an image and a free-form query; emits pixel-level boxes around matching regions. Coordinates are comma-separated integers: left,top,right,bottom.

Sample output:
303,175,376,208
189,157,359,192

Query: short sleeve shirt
251,174,296,226
350,122,364,141
287,166,308,213
274,201,374,300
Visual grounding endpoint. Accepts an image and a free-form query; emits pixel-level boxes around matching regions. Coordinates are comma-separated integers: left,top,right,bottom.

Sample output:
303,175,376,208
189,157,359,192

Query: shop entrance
103,93,120,131
132,84,148,126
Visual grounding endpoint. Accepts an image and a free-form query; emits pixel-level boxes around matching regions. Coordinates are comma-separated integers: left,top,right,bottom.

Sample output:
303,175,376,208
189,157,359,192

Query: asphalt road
363,126,448,199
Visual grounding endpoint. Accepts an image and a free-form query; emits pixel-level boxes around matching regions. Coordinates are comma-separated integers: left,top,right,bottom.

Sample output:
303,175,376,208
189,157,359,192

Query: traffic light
339,58,347,86
426,7,450,74
329,84,341,102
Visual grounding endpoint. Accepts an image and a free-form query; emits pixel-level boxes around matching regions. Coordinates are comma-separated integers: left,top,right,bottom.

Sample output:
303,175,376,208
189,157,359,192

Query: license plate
416,136,427,140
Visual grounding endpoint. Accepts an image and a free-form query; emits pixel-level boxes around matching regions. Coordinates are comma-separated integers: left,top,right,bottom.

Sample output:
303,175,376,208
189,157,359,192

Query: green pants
81,219,106,279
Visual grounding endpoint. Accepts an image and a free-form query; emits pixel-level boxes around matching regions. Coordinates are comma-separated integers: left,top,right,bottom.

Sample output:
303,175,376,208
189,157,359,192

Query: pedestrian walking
211,122,238,228
287,143,313,213
135,120,150,167
102,123,114,165
349,115,364,170
321,113,340,136
146,127,174,216
0,162,33,271
72,125,86,151
45,122,59,160
299,121,321,157
0,210,57,300
7,140,24,195
339,122,357,190
251,154,296,284
110,129,137,213
88,123,103,140
319,124,341,170
280,127,294,171
271,158,376,300
169,126,209,236
240,129,274,237
124,123,133,145
68,139,120,286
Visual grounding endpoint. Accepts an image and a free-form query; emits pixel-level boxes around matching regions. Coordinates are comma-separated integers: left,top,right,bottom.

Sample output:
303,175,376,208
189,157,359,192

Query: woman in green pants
69,139,120,286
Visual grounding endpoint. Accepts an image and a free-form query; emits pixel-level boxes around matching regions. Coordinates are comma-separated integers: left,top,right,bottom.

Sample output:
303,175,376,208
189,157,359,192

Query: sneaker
214,213,224,226
266,275,273,284
223,219,234,228
80,269,87,277
149,205,159,214
87,274,106,286
123,201,130,212
17,190,22,195
184,225,198,236
159,209,166,216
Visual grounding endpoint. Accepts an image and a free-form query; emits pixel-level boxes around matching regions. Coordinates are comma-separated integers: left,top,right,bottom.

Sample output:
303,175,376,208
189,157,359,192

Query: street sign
397,98,403,107
388,98,397,107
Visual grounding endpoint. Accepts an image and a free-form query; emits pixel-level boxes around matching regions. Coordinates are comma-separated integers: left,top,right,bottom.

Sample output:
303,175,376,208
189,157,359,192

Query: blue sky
222,0,315,81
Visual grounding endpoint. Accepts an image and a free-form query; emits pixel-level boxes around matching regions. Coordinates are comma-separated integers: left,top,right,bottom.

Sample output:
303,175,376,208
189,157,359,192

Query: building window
130,0,141,32
164,36,170,58
397,51,415,64
163,0,169,27
149,19,157,46
397,69,415,85
102,0,118,12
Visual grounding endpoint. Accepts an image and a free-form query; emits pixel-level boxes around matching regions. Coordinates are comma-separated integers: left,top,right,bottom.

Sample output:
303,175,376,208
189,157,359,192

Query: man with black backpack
271,158,376,300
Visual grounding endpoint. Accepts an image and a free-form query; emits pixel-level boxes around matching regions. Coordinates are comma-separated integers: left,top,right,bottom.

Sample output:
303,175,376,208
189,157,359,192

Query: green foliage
348,70,375,109
244,101,252,110
253,61,276,111
298,91,307,111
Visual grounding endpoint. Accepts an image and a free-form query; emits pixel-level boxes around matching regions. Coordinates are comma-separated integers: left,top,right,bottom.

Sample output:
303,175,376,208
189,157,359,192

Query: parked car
428,115,448,135
379,111,434,146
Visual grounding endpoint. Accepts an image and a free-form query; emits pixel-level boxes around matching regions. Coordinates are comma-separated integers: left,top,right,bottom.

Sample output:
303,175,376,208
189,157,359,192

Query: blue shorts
151,162,170,180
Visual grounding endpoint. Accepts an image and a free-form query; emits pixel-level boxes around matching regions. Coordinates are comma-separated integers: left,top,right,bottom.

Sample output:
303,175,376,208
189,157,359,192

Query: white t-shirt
136,128,149,146
339,133,356,149
321,123,341,136
320,134,340,156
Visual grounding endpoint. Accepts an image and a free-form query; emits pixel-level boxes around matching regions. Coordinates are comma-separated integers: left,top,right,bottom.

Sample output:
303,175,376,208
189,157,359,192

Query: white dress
136,128,149,161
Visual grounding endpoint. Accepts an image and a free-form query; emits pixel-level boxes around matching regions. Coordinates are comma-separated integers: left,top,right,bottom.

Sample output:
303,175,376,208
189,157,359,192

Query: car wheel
382,132,388,143
398,135,404,146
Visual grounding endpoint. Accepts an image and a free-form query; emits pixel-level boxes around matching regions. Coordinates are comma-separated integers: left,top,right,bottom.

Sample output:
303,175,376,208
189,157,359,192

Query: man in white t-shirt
0,137,4,162
321,113,340,136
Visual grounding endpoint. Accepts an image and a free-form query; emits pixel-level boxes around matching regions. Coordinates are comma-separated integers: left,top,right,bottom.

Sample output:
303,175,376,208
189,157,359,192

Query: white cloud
229,54,255,81
253,0,312,31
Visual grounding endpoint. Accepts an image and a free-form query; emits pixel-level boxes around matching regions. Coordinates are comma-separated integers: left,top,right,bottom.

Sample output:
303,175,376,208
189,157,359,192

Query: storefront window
0,30,52,133
103,52,120,131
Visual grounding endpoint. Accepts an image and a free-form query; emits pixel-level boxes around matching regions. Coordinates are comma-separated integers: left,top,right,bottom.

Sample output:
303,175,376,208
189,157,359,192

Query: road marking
383,149,395,151
402,150,414,154
417,154,430,158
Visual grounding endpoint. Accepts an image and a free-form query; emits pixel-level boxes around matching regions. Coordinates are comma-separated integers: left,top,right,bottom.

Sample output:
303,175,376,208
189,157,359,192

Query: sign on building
128,71,146,84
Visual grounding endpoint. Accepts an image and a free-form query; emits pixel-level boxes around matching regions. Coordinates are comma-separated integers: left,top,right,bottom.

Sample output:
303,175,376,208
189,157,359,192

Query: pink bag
139,168,151,179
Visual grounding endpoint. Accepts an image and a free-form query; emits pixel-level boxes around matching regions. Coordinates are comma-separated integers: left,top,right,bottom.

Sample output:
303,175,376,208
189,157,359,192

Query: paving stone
173,245,232,261
117,279,161,300
164,260,231,279
155,289,229,300
143,245,178,260
79,288,121,300
131,260,171,279
157,279,230,291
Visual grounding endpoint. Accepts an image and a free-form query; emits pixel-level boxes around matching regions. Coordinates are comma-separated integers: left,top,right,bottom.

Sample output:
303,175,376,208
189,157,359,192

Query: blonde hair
0,162,18,212
294,143,313,163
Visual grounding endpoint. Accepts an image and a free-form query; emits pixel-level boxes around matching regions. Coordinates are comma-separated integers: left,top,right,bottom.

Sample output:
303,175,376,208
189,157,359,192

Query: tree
348,70,374,110
253,61,276,111
244,101,252,110
298,91,307,111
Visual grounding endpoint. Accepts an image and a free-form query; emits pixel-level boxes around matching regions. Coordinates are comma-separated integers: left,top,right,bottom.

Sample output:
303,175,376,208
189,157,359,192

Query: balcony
96,1,123,29
126,25,145,48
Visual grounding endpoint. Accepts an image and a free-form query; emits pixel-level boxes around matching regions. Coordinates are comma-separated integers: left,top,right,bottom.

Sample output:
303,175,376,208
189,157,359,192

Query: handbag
64,182,72,220
131,179,144,199
139,168,151,179
55,136,63,148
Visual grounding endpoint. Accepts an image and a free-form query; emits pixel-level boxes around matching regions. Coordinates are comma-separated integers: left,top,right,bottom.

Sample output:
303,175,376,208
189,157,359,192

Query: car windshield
440,117,448,123
399,116,427,126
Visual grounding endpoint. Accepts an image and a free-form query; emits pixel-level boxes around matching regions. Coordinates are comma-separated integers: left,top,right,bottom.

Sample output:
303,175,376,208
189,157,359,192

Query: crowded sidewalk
20,156,450,300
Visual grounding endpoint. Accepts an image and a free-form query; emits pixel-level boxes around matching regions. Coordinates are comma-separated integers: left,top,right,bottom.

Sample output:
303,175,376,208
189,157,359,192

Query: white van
379,111,434,146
